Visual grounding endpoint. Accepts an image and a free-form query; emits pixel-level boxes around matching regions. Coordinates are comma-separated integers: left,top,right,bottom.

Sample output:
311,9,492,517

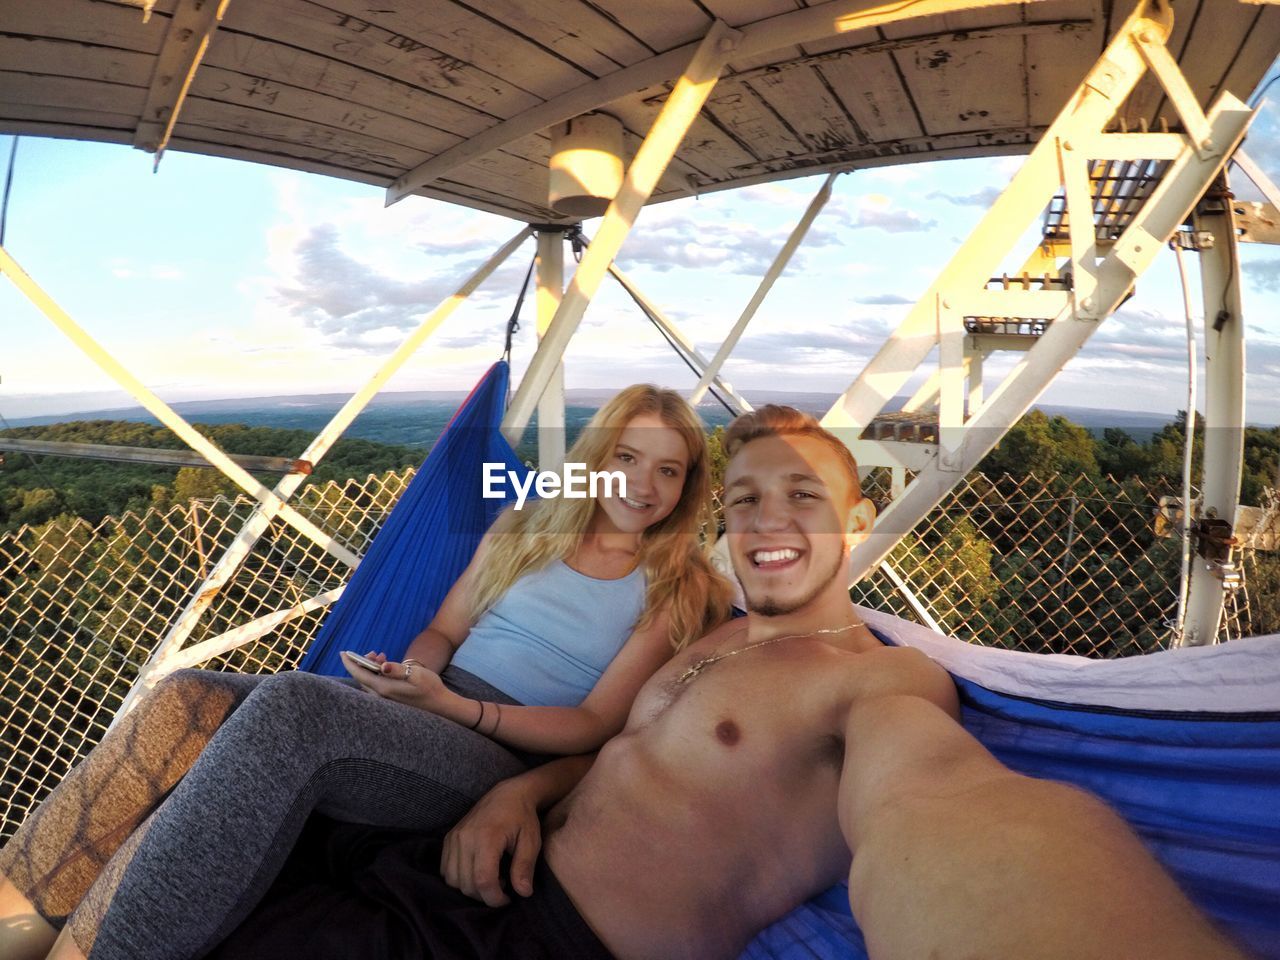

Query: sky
2,59,1279,428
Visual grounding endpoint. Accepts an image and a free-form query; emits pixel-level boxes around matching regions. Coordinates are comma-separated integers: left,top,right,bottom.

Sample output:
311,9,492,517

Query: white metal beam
386,0,1039,205
846,93,1254,584
607,264,752,415
821,0,1173,436
1181,193,1247,646
134,0,231,163
501,21,741,445
689,171,838,406
536,229,567,472
0,243,359,569
155,586,346,674
1233,149,1280,210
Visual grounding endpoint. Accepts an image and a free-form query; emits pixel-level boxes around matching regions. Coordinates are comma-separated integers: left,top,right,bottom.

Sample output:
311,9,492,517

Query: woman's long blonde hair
469,385,731,651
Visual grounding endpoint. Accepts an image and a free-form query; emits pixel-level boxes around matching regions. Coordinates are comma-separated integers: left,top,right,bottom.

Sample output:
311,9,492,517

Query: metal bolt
1080,297,1095,312
1062,140,1073,151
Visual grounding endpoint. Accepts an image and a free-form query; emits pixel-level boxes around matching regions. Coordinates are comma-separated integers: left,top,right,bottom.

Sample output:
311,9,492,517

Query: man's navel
715,719,741,746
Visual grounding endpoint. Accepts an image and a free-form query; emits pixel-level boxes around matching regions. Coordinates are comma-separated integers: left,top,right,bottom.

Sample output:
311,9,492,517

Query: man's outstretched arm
837,692,1250,960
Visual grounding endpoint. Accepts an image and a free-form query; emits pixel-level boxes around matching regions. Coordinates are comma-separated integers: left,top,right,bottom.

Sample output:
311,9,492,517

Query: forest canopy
0,420,423,534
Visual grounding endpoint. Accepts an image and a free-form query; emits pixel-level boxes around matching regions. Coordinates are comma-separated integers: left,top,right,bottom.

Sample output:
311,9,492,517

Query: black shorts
208,817,614,960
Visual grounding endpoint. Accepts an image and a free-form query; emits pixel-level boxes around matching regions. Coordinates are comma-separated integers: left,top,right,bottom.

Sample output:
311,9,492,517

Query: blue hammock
298,361,531,677
744,609,1280,960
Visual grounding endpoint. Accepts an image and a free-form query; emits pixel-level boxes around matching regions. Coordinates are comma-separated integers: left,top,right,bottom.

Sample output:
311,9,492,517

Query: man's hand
441,777,542,907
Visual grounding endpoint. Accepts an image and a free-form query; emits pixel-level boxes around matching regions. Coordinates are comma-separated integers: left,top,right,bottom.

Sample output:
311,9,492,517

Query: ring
403,663,415,682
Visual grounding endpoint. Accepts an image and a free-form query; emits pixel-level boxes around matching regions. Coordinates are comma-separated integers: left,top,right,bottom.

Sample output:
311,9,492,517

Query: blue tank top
450,559,648,707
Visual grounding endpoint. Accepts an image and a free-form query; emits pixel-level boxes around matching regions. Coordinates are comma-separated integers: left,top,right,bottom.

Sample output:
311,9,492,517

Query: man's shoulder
829,643,958,716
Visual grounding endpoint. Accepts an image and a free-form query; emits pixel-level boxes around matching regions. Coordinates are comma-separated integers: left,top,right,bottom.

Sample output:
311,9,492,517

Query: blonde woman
0,385,730,960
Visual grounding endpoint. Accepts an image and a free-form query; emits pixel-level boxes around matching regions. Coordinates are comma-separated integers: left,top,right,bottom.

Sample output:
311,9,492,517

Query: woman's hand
339,651,447,712
441,777,542,906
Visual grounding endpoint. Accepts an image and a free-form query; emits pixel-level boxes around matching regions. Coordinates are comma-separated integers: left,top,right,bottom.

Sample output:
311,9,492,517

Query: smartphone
342,651,383,672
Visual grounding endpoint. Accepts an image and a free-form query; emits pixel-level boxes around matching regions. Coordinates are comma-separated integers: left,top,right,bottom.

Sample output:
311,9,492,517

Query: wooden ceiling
1,0,1277,222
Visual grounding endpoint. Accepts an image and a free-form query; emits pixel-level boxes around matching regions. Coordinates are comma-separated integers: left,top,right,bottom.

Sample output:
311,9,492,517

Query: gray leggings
0,666,531,959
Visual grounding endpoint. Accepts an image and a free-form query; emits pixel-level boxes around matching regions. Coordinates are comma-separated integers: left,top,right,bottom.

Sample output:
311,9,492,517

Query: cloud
854,293,914,305
272,224,459,337
722,324,892,364
614,211,840,275
833,193,938,233
270,223,536,350
926,186,1003,207
1244,258,1280,293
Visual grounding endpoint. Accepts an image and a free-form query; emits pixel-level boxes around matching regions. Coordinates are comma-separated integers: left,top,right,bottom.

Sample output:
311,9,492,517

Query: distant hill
5,389,1188,446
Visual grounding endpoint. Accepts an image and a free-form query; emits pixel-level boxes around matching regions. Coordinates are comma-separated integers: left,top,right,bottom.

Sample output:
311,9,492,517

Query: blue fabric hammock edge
298,360,531,677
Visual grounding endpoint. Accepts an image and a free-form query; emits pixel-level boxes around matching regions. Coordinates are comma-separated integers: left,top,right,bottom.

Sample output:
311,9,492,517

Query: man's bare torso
544,619,937,960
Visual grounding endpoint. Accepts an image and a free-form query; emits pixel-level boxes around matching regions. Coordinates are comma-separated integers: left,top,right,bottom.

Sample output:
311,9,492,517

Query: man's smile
748,547,805,570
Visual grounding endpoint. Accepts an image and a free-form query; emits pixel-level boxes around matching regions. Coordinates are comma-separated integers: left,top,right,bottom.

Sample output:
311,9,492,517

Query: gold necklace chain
675,621,864,685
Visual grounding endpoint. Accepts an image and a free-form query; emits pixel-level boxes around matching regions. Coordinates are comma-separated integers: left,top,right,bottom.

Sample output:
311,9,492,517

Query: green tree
978,410,1099,480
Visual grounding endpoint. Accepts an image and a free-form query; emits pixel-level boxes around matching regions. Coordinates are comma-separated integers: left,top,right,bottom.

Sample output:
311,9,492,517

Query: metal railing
2,467,1272,840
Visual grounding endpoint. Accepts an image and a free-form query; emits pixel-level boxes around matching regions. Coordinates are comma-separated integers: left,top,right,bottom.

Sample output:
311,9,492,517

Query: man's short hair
723,405,862,502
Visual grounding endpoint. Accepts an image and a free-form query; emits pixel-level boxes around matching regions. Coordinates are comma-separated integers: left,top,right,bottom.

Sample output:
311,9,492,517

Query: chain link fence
3,467,1274,840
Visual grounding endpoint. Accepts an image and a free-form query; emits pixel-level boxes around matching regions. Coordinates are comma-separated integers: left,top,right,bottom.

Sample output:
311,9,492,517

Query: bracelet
469,700,485,731
492,701,503,736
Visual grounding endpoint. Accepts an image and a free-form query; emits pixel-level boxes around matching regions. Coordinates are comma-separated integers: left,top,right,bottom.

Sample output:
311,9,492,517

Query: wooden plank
166,130,550,223
175,96,418,169
0,0,168,54
0,438,302,473
893,30,1028,136
205,28,496,136
314,0,593,99
1216,4,1280,103
742,67,868,154
0,70,148,115
816,49,926,143
700,76,810,161
179,97,554,211
222,0,541,118
1025,6,1102,129
646,126,1036,195
0,35,154,87
0,106,137,139
468,0,654,74
166,129,394,182
168,120,402,178
601,89,752,182
433,175,557,220
585,0,712,53
189,64,464,157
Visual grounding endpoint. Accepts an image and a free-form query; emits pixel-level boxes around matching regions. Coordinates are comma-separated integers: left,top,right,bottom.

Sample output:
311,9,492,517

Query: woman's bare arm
358,608,675,754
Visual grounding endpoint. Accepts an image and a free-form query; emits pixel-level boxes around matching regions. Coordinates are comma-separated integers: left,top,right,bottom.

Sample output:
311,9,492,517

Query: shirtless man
442,404,1246,960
